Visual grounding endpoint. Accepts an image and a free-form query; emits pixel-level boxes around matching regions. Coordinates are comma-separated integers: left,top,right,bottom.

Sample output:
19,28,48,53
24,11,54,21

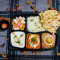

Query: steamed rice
27,16,45,32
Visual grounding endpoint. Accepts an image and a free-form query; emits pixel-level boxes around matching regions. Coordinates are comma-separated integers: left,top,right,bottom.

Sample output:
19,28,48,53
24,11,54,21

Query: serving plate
9,14,57,51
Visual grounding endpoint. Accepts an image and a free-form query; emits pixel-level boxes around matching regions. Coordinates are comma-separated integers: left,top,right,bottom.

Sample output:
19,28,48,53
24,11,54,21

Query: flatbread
39,10,60,34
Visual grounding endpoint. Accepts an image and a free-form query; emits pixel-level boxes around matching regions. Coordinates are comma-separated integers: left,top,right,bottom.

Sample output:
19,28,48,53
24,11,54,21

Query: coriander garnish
31,38,35,44
14,35,17,38
20,34,23,37
37,27,40,28
16,41,20,44
27,43,30,45
30,19,34,21
35,23,37,26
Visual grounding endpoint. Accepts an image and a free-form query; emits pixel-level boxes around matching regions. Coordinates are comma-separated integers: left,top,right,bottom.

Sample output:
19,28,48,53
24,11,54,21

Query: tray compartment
10,15,26,32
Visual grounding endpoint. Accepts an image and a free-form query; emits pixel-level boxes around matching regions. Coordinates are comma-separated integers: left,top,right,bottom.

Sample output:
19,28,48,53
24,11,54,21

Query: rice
27,16,45,32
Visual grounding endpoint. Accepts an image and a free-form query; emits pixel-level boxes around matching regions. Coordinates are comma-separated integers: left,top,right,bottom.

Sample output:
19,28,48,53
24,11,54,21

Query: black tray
9,14,57,51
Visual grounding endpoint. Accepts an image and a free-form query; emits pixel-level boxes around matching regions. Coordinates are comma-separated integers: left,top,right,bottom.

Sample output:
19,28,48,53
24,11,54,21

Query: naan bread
39,10,60,34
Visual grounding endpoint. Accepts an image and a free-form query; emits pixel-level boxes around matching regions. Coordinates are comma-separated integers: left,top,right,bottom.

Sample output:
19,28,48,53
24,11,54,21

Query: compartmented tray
9,14,57,51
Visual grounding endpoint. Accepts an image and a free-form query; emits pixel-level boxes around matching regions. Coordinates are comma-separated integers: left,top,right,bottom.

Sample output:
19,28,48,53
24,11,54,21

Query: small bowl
0,20,9,30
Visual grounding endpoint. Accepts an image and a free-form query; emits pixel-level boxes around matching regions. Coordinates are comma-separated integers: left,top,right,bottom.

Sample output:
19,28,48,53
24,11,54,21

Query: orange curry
26,34,40,49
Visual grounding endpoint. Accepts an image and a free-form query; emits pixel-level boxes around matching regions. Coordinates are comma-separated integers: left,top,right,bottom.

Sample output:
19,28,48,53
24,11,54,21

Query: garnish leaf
30,19,34,21
27,43,30,45
20,34,23,37
37,27,40,28
35,23,37,26
31,38,35,44
16,41,20,44
14,35,17,38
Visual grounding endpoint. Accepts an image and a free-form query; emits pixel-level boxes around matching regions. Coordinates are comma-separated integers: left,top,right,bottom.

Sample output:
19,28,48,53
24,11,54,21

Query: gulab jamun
1,23,8,29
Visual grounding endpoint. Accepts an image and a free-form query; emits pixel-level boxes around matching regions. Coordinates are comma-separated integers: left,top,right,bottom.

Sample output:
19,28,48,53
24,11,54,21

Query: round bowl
0,20,9,30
